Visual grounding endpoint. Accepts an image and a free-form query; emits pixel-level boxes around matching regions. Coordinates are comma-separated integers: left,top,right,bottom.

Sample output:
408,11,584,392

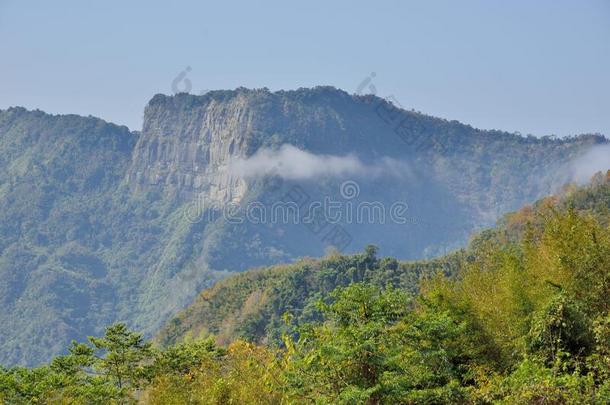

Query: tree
283,283,469,404
527,293,593,367
0,324,150,404
88,323,153,399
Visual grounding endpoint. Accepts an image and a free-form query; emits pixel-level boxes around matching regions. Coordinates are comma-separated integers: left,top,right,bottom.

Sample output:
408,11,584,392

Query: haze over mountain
0,86,607,365
158,172,610,350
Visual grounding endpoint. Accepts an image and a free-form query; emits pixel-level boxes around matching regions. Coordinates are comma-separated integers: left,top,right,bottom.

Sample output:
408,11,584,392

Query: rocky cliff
127,87,605,228
126,92,256,203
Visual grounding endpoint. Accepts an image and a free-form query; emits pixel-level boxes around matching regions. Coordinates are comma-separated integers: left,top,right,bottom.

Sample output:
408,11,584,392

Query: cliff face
126,92,257,203
125,88,416,204
127,87,605,223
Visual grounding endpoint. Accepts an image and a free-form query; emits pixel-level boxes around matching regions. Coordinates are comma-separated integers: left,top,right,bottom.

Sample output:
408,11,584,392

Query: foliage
526,293,592,366
144,341,283,405
282,283,470,404
0,323,151,404
157,249,463,348
3,183,610,403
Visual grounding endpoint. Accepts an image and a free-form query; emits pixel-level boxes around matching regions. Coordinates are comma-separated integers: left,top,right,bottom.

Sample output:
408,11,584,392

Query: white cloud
571,144,610,183
228,144,411,180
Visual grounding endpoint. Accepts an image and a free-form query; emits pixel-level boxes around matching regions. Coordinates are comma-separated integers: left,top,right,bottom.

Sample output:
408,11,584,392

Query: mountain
0,87,606,365
0,108,136,365
158,171,610,349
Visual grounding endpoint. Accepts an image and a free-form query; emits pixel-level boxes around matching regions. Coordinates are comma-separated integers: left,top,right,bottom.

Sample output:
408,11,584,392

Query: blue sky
1,0,609,136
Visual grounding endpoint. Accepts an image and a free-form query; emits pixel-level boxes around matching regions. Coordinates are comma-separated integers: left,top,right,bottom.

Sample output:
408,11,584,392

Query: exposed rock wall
125,92,264,203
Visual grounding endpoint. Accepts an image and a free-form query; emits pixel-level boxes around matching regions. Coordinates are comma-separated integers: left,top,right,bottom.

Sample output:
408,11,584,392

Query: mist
228,144,412,180
570,144,610,183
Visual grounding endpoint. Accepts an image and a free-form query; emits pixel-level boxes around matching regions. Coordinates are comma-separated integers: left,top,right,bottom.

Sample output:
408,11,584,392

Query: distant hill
0,87,607,365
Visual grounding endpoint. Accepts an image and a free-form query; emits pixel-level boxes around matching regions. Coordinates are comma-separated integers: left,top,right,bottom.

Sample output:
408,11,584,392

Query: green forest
2,172,610,404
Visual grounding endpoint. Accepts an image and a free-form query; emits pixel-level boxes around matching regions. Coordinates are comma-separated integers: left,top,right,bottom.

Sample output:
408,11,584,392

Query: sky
0,0,609,137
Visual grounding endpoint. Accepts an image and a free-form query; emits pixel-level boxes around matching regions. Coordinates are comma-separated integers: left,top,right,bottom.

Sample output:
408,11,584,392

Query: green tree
283,283,469,404
88,323,153,396
151,336,223,376
527,293,593,368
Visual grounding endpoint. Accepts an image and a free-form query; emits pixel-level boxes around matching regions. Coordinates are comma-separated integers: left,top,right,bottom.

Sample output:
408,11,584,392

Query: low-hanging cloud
570,144,610,183
228,144,412,180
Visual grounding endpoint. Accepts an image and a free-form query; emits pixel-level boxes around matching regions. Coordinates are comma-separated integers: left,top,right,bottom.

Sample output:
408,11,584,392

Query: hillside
0,87,607,365
0,107,226,365
0,108,137,365
3,172,610,404
157,250,464,347
159,171,610,348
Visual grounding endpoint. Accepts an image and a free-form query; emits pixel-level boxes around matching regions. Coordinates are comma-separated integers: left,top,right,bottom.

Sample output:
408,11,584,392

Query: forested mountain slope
157,249,464,347
159,171,610,349
0,108,137,365
3,173,610,404
0,87,607,365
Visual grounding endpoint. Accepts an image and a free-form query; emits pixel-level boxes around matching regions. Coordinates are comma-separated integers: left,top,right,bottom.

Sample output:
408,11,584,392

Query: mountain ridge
4,86,607,144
